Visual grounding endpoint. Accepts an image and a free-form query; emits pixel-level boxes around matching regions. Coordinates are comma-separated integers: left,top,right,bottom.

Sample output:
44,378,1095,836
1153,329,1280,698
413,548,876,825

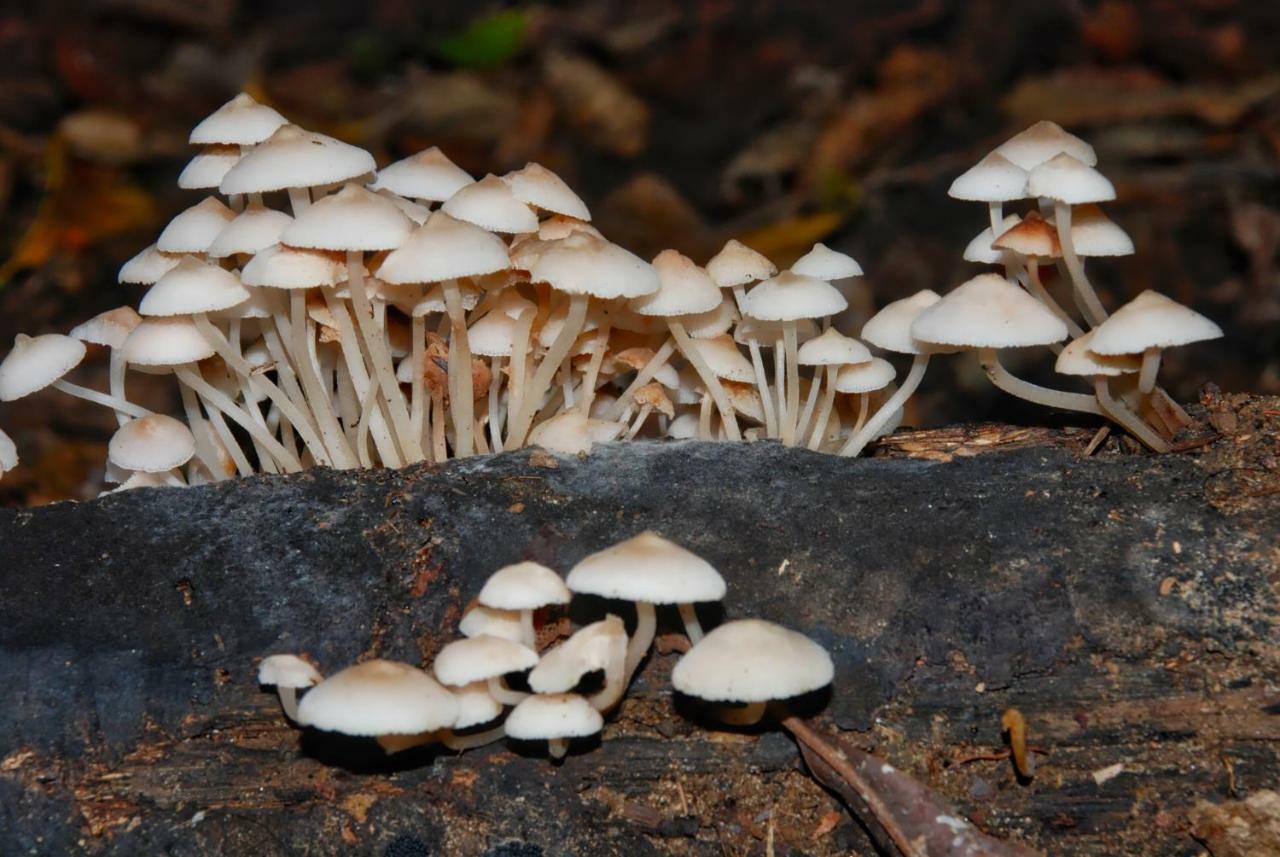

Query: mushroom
220,124,376,216
189,93,287,151
459,604,526,642
1055,332,1166,451
257,654,322,721
671,619,834,726
1087,290,1223,396
477,561,571,648
442,174,539,235
991,211,1083,338
527,615,627,712
0,333,149,420
948,151,1030,241
68,306,142,426
118,243,182,287
794,328,871,449
108,415,196,481
502,163,591,221
178,145,241,194
467,293,535,452
833,358,896,447
624,382,675,439
707,240,780,435
504,693,603,760
156,197,235,255
433,634,539,708
370,146,475,205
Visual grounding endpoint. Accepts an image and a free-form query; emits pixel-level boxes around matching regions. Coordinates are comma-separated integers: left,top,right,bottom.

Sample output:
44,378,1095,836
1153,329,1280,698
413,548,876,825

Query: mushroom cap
370,147,475,202
140,257,249,316
682,296,740,339
1027,153,1115,205
722,380,766,423
530,233,659,300
123,317,217,366
740,271,847,322
451,681,504,730
241,244,348,290
157,197,236,254
220,125,376,195
433,634,539,687
467,308,523,357
671,619,834,703
503,163,591,220
257,653,322,689
208,203,294,259
478,561,571,611
505,693,603,741
535,215,601,241
633,382,675,418
630,249,721,317
911,274,1069,349
947,151,1029,202
282,183,413,252
189,92,287,146
689,335,755,382
796,328,871,366
177,145,241,190
458,605,524,642
1088,290,1223,355
860,289,947,355
791,243,863,280
666,412,699,439
0,334,86,401
379,212,511,285
1070,205,1134,257
108,414,196,472
995,120,1097,171
963,215,1021,265
296,659,458,736
1055,331,1141,377
0,427,16,473
566,531,726,605
441,174,539,234
118,243,182,285
528,410,598,455
834,357,896,393
528,615,626,694
992,211,1061,258
69,306,142,349
706,239,777,288
381,191,432,225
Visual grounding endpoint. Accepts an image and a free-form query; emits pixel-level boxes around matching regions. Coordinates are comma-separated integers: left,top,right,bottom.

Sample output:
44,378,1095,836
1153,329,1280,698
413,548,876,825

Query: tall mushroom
707,240,779,434
1087,290,1223,396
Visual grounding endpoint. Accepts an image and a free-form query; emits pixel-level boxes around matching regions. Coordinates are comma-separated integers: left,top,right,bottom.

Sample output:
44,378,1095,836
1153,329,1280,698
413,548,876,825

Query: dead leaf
542,52,648,157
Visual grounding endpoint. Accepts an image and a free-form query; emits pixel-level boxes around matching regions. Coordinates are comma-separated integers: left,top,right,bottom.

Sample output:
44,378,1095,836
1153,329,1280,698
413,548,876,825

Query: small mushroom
504,693,603,760
0,427,17,481
433,634,539,706
1088,290,1222,396
257,654,322,721
477,561,571,648
527,615,627,712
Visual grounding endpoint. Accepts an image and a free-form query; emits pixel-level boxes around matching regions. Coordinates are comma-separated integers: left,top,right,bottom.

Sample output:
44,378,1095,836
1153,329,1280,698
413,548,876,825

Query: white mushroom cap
156,197,236,254
706,239,777,288
565,531,726,605
207,203,294,259
528,616,626,694
189,93,287,146
369,146,474,202
0,427,16,474
379,212,511,285
459,605,525,641
1055,331,1141,377
682,296,740,339
220,125,376,195
442,174,539,234
282,183,413,252
503,163,591,220
0,334,87,401
451,681,504,730
995,120,1097,171
505,693,603,741
178,145,241,190
689,335,755,382
834,357,896,393
257,654,322,689
911,274,1069,349
1070,205,1134,257
380,191,432,225
530,233,659,300
947,152,1029,202
433,635,539,687
123,317,216,366
630,249,721,317
740,271,847,322
296,659,458,736
468,309,522,357
241,244,348,290
478,561,571,611
666,412,699,439
140,257,249,316
108,415,196,472
1088,290,1223,355
528,410,598,455
1027,153,1115,205
791,243,863,280
672,619,834,703
118,243,182,285
860,289,947,355
797,328,871,366
536,215,602,241
963,215,1021,265
70,306,142,349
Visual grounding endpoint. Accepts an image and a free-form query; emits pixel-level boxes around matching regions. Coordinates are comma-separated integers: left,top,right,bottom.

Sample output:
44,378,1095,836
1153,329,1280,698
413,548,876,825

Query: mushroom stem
1095,378,1170,452
260,323,315,438
796,364,822,442
1139,347,1161,395
355,377,380,468
410,315,426,452
987,201,1004,241
783,322,803,445
840,354,931,458
489,356,504,453
1054,201,1109,327
1024,259,1085,339
606,337,675,421
441,279,475,458
50,380,151,419
508,294,589,448
548,738,569,760
319,288,399,467
698,392,713,439
720,702,767,726
579,322,611,414
1151,387,1193,428
624,405,653,440
486,676,529,707
677,602,705,644
108,349,130,427
505,308,535,442
852,392,870,435
205,408,254,476
592,633,628,713
441,726,506,752
978,348,1103,416
275,687,301,721
670,319,740,441
519,609,536,649
774,338,786,438
733,284,778,436
178,382,227,480
431,387,447,462
286,186,311,216
286,294,356,468
174,365,303,472
624,601,657,684
807,366,839,451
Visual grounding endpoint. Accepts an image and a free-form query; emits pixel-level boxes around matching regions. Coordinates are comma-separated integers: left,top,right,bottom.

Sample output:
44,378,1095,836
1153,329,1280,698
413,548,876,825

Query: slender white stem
442,281,477,458
431,388,447,462
807,365,838,451
1025,259,1085,339
796,363,822,441
489,356,504,453
677,602,704,643
1139,347,1161,394
178,382,226,480
276,687,300,721
355,377,380,469
287,294,356,468
506,308,535,442
1054,201,1109,327
286,186,311,216
670,320,740,441
508,295,588,448
698,393,712,439
411,315,425,450
606,337,675,420
625,405,653,440
1095,378,1169,452
979,349,1102,415
782,322,800,445
774,339,786,435
840,354,930,457
319,288,399,467
441,726,506,752
51,380,150,419
175,365,303,472
624,601,656,685
108,349,130,426
579,322,611,414
988,201,1004,241
205,408,253,476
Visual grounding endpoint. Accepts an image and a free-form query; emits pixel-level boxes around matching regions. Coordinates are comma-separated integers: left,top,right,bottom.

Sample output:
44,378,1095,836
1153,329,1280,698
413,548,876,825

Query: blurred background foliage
1,0,1278,503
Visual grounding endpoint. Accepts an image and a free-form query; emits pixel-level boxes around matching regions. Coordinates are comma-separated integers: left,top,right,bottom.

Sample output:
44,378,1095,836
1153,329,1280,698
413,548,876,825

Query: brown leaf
542,52,649,157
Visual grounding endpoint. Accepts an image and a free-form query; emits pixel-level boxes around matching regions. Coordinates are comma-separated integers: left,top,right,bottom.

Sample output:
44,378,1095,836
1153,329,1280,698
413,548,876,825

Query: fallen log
1,392,1276,856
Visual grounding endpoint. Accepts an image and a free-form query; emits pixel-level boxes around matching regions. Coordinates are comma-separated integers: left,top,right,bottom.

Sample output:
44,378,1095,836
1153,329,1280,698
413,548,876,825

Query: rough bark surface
1,393,1276,856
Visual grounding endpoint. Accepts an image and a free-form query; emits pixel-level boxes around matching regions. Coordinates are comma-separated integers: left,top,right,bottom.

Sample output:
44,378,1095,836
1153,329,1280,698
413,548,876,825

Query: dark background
1,0,1277,503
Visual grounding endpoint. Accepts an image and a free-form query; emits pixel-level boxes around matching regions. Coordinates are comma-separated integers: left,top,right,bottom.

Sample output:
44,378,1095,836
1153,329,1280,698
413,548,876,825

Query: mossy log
1,393,1276,856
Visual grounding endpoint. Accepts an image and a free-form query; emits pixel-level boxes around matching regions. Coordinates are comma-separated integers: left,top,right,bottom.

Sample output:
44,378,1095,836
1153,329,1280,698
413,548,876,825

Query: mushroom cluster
259,531,834,760
0,101,1224,490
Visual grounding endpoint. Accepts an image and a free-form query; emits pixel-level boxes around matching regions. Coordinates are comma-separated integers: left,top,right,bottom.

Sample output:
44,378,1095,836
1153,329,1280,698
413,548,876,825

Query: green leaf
436,10,527,69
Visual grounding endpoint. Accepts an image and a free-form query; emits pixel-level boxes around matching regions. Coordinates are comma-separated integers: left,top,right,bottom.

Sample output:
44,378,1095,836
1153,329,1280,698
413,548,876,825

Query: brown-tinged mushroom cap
995,120,1097,171
706,239,777,288
108,414,196,472
992,211,1061,258
502,163,591,221
1054,331,1141,377
633,382,675,418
